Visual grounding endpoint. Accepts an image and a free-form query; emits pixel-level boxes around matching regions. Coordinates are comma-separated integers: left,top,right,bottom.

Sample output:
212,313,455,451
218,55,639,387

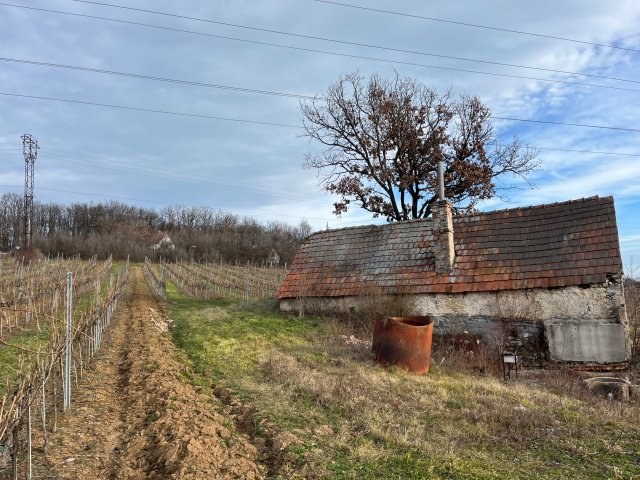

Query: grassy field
166,283,640,479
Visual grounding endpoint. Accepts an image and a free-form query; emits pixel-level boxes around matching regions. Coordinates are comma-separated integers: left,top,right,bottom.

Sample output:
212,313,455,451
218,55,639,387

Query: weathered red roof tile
278,196,623,298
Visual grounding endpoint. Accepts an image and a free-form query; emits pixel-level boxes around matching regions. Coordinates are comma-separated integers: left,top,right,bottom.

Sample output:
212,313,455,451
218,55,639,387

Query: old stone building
278,196,629,366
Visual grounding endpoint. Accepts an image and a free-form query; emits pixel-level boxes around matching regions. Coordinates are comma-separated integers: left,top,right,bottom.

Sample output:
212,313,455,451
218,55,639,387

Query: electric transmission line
0,57,311,99
2,91,640,133
3,55,640,97
16,140,640,159
0,57,313,98
2,2,638,86
311,0,640,54
0,92,300,128
38,151,325,202
0,183,335,222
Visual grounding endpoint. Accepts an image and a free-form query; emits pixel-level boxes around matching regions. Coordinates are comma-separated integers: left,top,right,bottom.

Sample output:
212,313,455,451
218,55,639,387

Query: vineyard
0,255,636,479
0,255,287,478
148,258,287,301
143,257,166,301
0,255,128,478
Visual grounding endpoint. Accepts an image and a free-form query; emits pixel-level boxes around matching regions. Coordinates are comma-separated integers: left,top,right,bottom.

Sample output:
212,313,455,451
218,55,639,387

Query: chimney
432,159,455,274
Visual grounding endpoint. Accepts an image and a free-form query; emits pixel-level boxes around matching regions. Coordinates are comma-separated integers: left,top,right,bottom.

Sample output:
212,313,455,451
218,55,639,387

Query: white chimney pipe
437,159,445,201
434,159,454,274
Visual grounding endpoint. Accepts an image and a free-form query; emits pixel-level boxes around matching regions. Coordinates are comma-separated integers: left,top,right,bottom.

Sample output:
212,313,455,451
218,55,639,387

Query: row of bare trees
624,274,639,368
0,193,311,264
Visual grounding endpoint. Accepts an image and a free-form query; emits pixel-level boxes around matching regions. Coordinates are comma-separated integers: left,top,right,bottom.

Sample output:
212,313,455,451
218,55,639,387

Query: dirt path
44,266,264,479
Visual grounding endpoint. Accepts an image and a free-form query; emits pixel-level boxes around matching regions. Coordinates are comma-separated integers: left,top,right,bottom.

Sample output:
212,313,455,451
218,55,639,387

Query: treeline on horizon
0,192,312,265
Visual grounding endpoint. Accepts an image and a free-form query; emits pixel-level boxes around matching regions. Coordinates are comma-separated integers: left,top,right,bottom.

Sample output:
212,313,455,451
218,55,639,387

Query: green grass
0,324,53,389
168,283,321,415
167,284,640,480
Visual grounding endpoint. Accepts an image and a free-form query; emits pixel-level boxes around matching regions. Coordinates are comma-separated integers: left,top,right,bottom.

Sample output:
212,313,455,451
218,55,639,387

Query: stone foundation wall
431,315,547,366
279,281,629,365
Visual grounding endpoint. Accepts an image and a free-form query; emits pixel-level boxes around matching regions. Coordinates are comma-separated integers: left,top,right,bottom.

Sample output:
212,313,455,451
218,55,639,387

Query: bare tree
0,197,313,264
624,261,639,366
301,72,540,221
0,193,23,250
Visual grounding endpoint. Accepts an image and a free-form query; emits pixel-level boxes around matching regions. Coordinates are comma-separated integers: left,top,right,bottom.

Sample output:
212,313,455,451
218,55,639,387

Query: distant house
148,231,175,251
278,196,629,367
266,248,281,267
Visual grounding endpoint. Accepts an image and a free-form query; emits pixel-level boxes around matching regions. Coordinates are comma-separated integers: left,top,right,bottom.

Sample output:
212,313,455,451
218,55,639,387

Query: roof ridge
472,195,610,218
309,196,613,238
308,217,430,238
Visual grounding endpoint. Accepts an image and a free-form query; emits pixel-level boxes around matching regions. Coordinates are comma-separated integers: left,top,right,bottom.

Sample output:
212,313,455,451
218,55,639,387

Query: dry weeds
258,328,640,477
168,291,640,479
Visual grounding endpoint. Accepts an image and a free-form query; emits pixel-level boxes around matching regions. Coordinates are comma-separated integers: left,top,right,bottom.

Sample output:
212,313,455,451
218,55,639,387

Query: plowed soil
43,266,264,479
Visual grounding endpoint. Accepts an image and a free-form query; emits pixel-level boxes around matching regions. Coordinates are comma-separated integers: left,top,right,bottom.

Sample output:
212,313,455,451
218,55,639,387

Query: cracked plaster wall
279,281,629,364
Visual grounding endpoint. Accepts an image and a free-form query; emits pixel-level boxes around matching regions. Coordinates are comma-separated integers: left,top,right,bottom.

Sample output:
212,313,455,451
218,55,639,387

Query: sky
1,0,640,265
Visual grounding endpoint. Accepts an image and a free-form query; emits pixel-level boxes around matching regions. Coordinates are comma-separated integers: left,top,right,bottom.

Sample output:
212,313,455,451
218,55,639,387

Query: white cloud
0,0,640,266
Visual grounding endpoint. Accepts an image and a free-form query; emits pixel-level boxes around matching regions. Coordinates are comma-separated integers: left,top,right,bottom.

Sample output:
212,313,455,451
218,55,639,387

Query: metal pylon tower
21,134,39,249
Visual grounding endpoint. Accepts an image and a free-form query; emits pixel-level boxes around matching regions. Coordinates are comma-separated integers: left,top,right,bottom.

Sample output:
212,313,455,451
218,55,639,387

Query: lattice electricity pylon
21,134,39,248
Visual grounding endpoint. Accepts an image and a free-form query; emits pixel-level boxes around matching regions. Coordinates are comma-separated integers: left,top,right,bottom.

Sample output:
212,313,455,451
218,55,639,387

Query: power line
0,57,312,99
39,153,302,200
0,92,301,128
0,184,334,222
40,142,640,160
4,55,640,101
38,151,324,202
46,148,323,199
35,145,640,177
4,2,639,87
37,151,638,212
61,0,639,85
4,6,639,97
37,146,640,201
3,90,640,133
491,116,640,133
11,140,640,159
312,0,640,55
1,183,639,230
534,146,640,158
7,143,640,196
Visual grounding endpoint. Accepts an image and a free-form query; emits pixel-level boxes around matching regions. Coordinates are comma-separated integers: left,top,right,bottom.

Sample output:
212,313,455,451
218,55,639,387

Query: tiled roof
148,231,169,246
278,196,622,298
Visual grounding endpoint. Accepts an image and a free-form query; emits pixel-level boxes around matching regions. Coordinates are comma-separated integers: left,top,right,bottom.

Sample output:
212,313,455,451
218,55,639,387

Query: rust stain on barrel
372,315,434,374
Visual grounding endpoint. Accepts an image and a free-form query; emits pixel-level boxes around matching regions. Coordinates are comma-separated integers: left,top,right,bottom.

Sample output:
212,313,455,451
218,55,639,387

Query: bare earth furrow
44,266,264,480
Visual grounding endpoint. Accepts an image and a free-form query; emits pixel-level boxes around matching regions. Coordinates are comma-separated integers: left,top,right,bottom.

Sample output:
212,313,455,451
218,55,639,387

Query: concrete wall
544,322,628,363
279,281,629,365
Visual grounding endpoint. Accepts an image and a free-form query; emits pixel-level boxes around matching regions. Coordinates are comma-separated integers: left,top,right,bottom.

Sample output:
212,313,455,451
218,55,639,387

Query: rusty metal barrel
372,316,434,374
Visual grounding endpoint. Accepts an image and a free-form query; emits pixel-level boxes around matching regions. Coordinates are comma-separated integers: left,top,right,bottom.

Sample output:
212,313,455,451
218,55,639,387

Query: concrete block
544,321,629,363
585,377,631,401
